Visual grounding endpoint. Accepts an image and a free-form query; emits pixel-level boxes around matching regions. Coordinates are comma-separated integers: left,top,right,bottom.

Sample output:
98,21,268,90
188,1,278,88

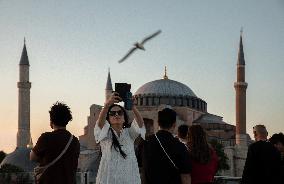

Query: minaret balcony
17,82,31,89
234,82,248,89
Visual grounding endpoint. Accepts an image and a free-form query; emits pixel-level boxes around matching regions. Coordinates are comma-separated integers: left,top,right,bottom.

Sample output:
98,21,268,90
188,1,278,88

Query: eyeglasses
109,110,123,116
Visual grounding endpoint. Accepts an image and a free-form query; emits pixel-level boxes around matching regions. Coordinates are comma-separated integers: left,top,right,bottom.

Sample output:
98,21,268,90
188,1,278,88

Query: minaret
17,39,32,148
105,68,113,101
234,30,248,146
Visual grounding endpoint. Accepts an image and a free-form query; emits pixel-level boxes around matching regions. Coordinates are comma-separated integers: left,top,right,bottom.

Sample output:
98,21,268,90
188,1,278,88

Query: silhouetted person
178,124,189,146
30,102,80,184
186,125,218,184
269,132,284,183
241,125,281,184
143,108,191,184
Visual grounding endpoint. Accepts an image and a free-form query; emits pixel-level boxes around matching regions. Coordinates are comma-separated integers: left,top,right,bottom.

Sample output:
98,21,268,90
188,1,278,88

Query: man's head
158,108,176,130
178,124,189,140
253,124,268,141
49,102,72,127
269,133,284,153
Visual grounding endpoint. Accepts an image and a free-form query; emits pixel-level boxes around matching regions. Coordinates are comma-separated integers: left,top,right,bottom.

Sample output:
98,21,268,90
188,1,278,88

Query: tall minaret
234,30,248,146
105,68,113,101
17,39,32,148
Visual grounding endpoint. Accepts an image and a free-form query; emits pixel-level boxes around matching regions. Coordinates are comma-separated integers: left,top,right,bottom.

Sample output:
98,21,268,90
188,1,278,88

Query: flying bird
118,30,162,63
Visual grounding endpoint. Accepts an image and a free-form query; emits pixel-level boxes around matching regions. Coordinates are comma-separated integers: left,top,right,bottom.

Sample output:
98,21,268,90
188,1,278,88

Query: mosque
78,32,250,180
1,33,250,181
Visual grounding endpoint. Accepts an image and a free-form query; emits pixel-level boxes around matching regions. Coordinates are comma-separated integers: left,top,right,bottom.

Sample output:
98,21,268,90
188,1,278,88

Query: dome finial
163,66,168,79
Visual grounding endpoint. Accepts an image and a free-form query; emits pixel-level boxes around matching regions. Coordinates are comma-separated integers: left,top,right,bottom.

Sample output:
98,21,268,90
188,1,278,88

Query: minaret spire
237,28,245,65
234,30,248,146
17,39,32,148
105,68,113,101
20,38,29,65
163,66,168,79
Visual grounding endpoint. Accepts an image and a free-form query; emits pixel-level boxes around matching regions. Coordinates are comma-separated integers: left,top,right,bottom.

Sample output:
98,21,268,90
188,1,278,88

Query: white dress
94,120,145,184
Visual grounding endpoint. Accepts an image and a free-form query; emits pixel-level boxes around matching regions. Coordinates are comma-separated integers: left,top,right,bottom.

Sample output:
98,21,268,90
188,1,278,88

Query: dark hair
187,125,211,164
49,101,72,126
269,133,284,145
106,104,129,159
158,108,176,129
178,124,189,139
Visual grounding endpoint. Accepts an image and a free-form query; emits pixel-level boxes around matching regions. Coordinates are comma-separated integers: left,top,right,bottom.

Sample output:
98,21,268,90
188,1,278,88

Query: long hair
187,125,211,164
106,104,129,159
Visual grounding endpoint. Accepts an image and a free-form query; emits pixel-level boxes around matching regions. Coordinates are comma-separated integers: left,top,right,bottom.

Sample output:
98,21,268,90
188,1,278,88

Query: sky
0,0,284,153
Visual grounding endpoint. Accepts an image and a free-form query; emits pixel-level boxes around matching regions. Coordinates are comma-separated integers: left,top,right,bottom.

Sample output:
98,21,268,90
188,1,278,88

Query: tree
210,139,230,173
0,164,24,173
0,151,6,163
0,164,30,183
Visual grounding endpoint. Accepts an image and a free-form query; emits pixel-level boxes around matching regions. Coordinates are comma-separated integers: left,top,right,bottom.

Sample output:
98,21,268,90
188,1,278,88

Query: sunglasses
109,110,124,116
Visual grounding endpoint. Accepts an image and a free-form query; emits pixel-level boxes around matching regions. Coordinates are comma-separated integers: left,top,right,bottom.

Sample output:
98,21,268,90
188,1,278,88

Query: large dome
135,78,197,97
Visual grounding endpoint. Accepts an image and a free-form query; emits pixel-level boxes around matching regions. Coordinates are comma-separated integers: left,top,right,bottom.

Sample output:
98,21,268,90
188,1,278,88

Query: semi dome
135,78,197,97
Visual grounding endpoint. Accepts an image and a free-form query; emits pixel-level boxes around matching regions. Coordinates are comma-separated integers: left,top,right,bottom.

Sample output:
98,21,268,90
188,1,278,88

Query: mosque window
192,99,195,108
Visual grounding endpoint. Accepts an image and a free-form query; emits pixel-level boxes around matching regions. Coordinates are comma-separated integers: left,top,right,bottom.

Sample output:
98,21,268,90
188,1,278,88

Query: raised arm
132,105,144,128
97,93,121,129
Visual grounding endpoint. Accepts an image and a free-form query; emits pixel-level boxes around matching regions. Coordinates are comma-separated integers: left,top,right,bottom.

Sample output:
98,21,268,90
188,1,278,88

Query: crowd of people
29,92,283,184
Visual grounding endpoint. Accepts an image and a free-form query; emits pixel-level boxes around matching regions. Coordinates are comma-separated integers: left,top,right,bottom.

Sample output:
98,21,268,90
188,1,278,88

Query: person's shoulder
249,140,261,148
173,137,184,145
173,137,188,152
250,140,274,150
72,135,80,144
39,131,52,139
145,134,155,142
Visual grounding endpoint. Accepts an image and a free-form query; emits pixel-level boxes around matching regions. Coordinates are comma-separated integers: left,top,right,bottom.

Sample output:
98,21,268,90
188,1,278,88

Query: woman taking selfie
94,92,145,184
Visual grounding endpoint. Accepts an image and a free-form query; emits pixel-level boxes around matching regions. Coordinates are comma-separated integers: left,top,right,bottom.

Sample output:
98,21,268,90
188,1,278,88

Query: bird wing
141,30,162,45
118,47,137,63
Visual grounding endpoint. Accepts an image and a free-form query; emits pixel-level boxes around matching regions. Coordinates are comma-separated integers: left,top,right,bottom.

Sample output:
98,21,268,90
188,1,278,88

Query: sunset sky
1,0,284,153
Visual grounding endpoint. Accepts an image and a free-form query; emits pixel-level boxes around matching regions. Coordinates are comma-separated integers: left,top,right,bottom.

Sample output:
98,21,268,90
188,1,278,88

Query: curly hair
49,101,72,127
106,104,130,159
187,125,211,164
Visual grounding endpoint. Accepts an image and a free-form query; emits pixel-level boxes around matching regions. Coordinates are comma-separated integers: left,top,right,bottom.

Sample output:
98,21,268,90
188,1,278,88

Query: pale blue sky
1,0,284,153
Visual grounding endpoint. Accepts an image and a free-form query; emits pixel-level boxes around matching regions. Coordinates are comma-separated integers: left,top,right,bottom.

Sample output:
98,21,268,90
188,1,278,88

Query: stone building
78,68,238,182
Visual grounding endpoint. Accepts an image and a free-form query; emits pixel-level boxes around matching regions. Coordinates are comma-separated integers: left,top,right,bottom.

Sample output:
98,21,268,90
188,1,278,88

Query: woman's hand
97,92,122,129
105,92,122,107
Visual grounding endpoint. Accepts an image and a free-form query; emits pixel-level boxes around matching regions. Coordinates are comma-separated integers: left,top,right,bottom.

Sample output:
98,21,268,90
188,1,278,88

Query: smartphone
115,83,131,100
115,83,132,110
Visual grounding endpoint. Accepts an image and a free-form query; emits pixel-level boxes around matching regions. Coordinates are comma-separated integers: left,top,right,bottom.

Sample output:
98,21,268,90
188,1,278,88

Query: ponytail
110,128,127,159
